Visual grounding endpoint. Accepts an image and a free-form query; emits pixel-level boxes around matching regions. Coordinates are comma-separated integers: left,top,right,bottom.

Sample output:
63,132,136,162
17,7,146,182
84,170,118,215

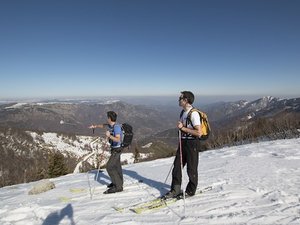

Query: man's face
178,95,185,107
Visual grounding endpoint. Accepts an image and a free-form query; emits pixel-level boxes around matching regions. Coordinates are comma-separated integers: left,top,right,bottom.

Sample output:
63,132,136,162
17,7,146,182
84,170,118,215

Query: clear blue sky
0,0,299,100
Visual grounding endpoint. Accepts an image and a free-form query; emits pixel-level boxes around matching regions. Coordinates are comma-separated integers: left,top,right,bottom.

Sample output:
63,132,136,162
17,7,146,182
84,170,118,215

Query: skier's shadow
42,203,75,225
123,169,170,195
88,170,110,185
89,169,170,195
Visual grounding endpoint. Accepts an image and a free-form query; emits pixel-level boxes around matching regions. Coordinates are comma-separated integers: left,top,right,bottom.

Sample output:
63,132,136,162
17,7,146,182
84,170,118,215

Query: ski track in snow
1,138,300,225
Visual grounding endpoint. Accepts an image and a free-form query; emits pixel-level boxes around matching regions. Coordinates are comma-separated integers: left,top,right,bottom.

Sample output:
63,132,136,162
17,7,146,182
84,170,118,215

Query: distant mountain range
0,96,299,140
201,96,300,129
204,96,299,119
0,100,177,139
145,96,300,149
0,96,299,187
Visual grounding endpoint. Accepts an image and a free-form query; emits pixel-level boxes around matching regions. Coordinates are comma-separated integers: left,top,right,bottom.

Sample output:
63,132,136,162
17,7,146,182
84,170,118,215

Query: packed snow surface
1,138,300,225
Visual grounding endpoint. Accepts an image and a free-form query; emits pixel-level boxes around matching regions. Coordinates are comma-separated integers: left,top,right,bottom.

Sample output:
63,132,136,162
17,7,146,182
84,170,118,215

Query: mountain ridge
0,96,299,187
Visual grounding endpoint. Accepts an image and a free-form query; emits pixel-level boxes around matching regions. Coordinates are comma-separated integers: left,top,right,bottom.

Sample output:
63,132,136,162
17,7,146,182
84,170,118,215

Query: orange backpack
181,108,211,140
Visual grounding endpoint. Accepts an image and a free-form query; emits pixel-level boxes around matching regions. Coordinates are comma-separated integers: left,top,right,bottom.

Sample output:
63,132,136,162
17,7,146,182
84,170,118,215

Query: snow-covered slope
1,138,300,225
28,131,148,170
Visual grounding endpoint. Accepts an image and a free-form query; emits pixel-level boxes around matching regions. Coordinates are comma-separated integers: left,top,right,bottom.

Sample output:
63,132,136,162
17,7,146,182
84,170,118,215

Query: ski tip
112,207,124,212
130,208,142,214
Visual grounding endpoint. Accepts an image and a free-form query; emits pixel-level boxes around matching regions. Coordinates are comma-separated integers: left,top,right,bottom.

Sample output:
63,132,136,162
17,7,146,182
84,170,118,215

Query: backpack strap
186,108,199,128
179,109,184,119
180,108,197,127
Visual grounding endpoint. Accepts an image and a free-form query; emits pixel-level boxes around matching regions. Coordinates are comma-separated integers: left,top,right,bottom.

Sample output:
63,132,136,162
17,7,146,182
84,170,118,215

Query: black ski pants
106,148,123,190
171,139,200,195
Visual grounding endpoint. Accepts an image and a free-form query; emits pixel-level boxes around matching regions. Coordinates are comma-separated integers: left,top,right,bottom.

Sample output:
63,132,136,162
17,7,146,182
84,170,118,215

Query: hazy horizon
1,94,299,107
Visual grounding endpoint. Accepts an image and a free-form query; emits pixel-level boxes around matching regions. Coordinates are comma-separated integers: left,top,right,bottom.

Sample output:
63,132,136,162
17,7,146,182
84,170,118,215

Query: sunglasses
178,96,185,101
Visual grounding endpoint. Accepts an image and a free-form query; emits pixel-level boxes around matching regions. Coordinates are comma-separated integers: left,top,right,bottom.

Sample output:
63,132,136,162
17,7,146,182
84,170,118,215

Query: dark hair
181,91,195,104
107,111,117,122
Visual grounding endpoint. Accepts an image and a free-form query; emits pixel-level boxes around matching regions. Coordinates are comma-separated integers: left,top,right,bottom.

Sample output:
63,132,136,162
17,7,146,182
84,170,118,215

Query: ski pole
94,141,106,186
163,163,174,185
91,139,110,199
88,136,100,200
178,130,186,217
91,155,103,200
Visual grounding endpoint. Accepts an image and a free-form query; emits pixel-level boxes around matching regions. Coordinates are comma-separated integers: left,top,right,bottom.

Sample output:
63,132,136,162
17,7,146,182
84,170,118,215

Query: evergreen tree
48,152,68,178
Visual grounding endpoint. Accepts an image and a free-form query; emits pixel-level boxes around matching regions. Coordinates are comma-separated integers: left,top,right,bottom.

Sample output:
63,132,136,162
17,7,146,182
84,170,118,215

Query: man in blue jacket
90,111,123,194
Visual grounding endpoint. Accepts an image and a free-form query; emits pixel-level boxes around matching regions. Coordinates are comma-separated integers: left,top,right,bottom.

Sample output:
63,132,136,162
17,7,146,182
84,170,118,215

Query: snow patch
4,103,28,109
141,142,152,148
